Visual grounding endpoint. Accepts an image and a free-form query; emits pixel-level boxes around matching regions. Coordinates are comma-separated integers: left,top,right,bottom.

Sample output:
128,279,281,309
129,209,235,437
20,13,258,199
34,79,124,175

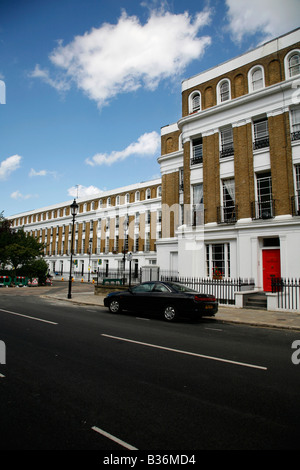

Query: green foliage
0,213,46,276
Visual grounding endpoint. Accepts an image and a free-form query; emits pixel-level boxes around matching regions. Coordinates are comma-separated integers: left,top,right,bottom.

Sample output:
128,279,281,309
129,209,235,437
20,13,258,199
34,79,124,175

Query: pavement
40,282,300,332
1,281,300,331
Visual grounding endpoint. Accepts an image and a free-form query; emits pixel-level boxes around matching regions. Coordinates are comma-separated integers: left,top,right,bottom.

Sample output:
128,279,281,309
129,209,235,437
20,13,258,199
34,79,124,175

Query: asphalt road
0,289,299,452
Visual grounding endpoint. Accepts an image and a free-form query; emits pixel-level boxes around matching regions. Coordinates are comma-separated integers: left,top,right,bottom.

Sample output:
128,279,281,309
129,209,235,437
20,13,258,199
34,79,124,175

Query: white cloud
85,131,160,166
29,64,70,92
10,190,38,200
225,0,300,43
0,154,22,180
67,185,103,198
32,7,212,107
29,168,58,178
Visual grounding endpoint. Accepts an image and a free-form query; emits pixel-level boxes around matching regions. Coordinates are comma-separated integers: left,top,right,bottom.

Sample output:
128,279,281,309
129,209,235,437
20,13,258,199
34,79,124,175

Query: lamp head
70,199,79,217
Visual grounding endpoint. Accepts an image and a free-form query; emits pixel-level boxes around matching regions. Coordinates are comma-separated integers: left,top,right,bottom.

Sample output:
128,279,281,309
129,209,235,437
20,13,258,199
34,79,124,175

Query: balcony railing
220,146,234,159
251,199,275,220
217,205,238,224
253,136,269,150
291,130,300,142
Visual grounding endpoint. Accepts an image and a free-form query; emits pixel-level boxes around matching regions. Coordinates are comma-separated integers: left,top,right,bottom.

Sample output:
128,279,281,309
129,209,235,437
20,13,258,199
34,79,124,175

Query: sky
0,0,299,217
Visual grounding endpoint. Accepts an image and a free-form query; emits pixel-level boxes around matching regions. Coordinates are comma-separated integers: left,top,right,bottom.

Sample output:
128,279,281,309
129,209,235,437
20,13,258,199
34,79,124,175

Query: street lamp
88,238,92,282
68,198,79,299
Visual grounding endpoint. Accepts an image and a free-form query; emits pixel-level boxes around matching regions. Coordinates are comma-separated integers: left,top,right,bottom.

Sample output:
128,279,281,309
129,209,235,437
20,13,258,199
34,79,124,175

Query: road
0,285,299,452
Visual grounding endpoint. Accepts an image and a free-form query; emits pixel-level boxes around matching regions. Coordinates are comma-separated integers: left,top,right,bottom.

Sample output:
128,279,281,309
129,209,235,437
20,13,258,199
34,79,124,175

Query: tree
0,212,46,275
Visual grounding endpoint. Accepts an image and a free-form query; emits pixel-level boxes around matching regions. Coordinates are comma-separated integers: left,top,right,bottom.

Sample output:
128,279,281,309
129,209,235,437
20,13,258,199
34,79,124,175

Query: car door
148,282,174,314
127,282,156,312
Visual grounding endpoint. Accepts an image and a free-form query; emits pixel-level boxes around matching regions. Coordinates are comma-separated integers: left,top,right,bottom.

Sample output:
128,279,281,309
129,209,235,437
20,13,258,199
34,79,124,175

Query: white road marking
91,426,138,450
0,308,58,325
101,334,267,370
205,327,223,331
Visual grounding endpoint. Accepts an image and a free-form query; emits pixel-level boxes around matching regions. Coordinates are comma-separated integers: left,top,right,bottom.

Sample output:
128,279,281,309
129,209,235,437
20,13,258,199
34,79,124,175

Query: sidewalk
44,290,300,332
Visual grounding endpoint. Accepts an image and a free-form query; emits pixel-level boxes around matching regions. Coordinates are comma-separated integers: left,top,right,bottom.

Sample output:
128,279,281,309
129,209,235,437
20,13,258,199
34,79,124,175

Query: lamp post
68,199,79,299
88,238,92,282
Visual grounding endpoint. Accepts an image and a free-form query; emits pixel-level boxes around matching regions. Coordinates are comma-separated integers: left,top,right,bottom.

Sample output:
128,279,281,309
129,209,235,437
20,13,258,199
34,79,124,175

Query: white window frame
248,65,265,92
284,49,300,79
217,79,231,104
188,91,201,113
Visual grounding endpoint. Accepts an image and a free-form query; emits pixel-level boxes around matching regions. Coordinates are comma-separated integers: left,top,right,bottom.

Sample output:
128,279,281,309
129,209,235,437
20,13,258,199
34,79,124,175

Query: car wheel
109,299,122,314
163,305,177,322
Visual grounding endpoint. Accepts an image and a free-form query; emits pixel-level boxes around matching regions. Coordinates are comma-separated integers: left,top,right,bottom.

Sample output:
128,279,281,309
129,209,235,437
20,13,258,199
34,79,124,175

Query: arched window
125,193,130,204
289,53,300,77
116,195,120,206
146,188,151,199
189,91,201,113
217,79,231,104
157,186,162,198
135,191,140,202
284,50,300,78
248,66,264,92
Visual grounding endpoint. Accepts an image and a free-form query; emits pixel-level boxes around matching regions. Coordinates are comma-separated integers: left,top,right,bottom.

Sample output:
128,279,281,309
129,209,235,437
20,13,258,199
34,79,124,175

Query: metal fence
272,278,300,311
160,274,255,305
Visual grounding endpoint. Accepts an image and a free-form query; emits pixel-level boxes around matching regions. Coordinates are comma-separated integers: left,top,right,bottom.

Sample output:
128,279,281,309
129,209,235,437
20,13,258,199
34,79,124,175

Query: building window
220,126,234,158
107,197,111,207
291,107,300,141
116,195,120,206
146,188,151,199
146,210,151,225
218,179,236,223
206,243,230,279
191,137,203,165
105,236,109,253
157,186,162,198
114,235,119,252
135,191,140,202
252,171,274,219
145,232,150,252
253,117,269,149
217,79,230,103
293,164,300,215
134,235,139,252
289,52,300,77
192,183,204,226
248,66,264,92
189,91,201,113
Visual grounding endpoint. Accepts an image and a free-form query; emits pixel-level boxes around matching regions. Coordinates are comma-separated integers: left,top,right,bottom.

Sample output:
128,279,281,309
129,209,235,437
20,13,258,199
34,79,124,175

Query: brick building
8,28,300,289
156,28,300,290
10,179,161,279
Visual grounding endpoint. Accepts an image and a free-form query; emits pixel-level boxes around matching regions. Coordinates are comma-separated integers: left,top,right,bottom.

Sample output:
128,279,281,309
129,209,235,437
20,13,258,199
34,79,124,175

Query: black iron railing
251,199,275,220
160,274,255,305
272,277,300,311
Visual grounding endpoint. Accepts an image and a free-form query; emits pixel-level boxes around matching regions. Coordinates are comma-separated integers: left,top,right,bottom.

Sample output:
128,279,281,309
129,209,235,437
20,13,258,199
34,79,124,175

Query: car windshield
167,282,197,293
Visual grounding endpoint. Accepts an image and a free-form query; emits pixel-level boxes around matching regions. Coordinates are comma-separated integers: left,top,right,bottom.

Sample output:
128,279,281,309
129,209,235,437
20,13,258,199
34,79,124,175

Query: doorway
262,249,281,291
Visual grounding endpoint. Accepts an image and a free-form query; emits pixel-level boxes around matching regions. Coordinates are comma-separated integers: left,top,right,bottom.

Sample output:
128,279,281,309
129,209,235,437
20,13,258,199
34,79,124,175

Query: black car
103,281,218,322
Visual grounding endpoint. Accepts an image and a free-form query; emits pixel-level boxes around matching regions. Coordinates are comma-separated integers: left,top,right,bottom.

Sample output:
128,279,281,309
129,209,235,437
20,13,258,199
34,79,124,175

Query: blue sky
1,0,299,217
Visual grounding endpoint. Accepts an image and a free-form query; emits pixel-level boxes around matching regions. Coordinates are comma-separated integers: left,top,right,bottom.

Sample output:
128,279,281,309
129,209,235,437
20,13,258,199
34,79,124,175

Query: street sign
127,252,132,261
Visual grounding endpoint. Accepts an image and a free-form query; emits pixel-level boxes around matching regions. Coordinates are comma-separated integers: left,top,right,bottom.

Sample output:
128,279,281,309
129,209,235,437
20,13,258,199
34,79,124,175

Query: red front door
262,249,281,292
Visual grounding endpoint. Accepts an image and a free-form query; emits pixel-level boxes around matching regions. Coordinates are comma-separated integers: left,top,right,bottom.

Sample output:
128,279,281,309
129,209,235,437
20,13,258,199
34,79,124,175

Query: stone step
244,293,267,310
